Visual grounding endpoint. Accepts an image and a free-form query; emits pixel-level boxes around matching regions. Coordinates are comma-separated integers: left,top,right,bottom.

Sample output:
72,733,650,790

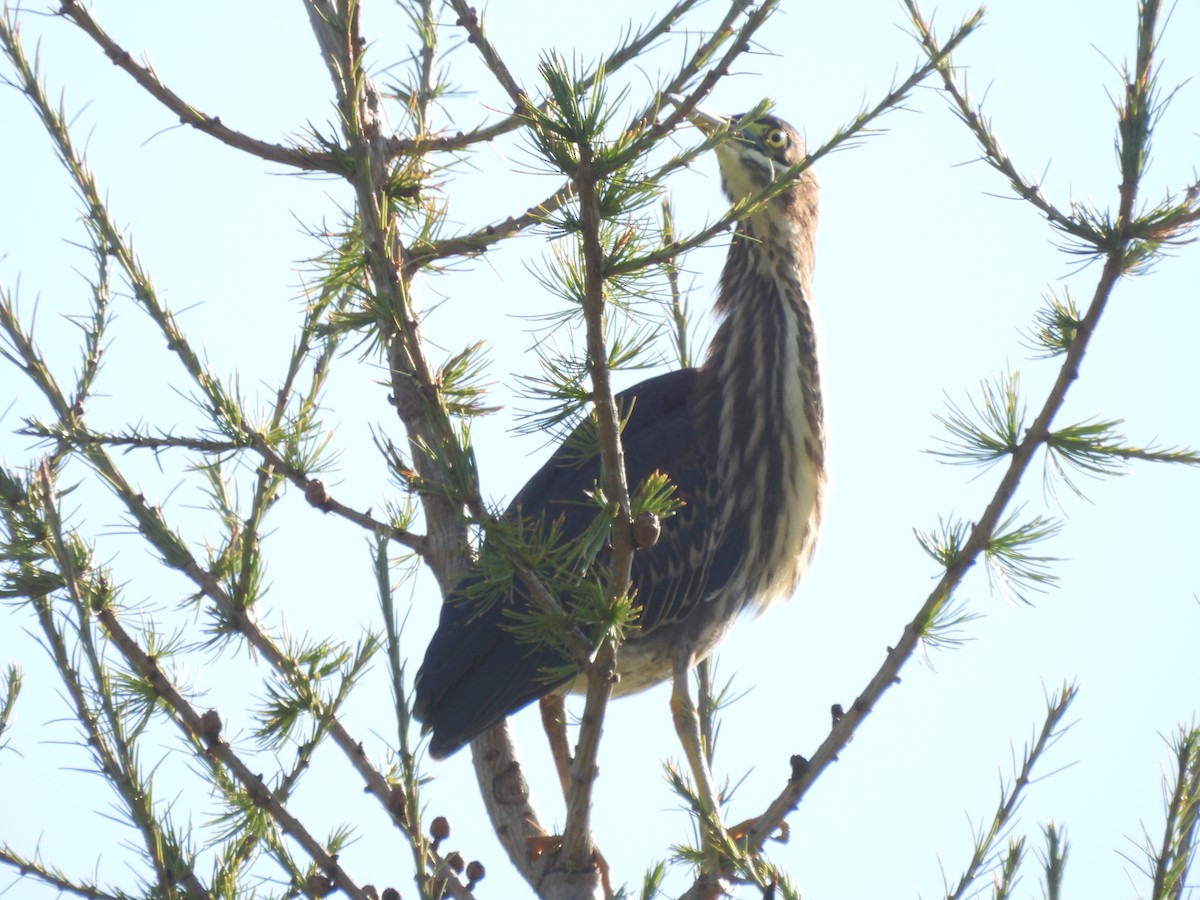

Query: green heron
414,103,825,775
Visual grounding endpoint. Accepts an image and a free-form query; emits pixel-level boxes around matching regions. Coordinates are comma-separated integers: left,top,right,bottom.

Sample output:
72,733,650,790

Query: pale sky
2,2,1199,899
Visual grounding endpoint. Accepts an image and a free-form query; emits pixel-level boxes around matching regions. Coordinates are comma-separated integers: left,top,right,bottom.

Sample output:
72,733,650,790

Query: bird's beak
666,94,730,137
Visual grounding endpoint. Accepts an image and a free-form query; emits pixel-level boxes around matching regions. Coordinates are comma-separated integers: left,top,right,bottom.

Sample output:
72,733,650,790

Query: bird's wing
414,367,742,757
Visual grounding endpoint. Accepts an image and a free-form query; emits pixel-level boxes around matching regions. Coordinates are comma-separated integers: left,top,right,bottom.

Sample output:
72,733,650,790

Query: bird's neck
695,209,825,608
700,214,823,447
713,198,818,315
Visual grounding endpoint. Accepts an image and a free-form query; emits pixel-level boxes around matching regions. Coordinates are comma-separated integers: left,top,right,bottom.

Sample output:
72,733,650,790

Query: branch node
789,754,809,782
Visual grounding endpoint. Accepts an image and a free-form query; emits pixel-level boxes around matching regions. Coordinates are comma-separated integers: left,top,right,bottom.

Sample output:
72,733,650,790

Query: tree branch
57,0,347,173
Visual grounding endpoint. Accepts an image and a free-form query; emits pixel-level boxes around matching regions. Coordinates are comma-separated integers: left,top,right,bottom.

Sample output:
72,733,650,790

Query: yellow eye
764,129,788,149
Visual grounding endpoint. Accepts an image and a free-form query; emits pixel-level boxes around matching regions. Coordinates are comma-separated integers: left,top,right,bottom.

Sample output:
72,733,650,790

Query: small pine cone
632,511,661,549
198,709,222,745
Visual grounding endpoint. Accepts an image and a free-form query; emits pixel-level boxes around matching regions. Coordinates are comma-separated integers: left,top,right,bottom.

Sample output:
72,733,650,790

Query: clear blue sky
2,2,1199,898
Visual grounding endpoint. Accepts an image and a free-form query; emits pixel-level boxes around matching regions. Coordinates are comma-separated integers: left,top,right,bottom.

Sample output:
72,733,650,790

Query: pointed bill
666,93,729,136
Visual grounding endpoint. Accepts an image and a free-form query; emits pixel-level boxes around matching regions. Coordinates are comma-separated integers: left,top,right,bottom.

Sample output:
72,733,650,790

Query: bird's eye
764,129,788,150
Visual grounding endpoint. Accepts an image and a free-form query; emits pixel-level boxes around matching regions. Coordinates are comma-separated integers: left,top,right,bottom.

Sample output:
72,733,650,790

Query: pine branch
943,682,1077,900
659,197,693,368
32,463,212,900
0,664,18,752
557,96,630,878
1148,726,1200,900
1039,822,1069,900
0,847,126,900
0,292,459,897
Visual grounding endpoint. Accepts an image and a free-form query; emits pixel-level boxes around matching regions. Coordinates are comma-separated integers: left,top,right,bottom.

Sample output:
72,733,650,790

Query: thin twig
15,422,430,554
57,0,346,173
0,848,123,900
944,683,1078,900
91,607,369,898
251,434,429,553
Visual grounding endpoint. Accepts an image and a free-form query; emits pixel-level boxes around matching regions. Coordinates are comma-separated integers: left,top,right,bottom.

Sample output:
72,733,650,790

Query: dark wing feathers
415,367,736,757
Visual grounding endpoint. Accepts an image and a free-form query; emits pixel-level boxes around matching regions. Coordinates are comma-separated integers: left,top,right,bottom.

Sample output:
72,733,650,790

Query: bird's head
672,100,820,286
674,99,819,254
681,103,809,198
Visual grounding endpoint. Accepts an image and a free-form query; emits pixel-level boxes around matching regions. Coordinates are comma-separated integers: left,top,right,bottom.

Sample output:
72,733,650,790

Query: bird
414,102,825,775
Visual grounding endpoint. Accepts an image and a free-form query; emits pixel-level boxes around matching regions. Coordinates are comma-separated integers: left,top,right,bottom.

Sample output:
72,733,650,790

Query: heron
413,101,825,801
